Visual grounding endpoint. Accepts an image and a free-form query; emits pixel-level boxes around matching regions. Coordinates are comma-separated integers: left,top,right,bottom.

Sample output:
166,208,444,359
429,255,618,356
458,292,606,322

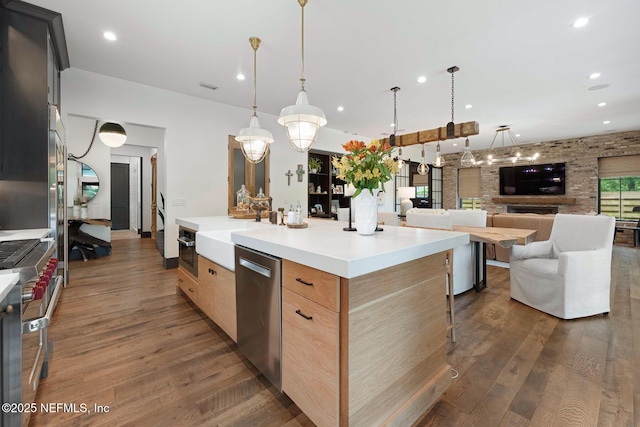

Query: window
599,176,640,219
458,167,481,210
598,155,640,220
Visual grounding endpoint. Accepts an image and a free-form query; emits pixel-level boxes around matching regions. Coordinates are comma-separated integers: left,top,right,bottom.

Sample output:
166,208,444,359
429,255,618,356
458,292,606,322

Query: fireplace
507,205,558,214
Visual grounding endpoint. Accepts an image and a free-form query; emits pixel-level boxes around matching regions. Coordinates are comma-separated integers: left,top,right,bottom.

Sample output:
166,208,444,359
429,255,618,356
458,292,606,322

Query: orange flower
342,140,365,152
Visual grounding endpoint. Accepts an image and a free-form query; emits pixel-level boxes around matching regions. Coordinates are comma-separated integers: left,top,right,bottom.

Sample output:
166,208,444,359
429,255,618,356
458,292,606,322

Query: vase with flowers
332,140,400,235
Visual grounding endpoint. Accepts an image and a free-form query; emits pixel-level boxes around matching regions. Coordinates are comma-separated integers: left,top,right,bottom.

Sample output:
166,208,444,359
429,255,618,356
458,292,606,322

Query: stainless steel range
0,230,63,427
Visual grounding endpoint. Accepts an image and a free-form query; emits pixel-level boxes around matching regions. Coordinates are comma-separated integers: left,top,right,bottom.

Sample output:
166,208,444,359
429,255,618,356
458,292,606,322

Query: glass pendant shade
236,114,274,163
99,122,127,147
460,137,476,167
417,144,429,175
434,142,446,167
278,89,326,152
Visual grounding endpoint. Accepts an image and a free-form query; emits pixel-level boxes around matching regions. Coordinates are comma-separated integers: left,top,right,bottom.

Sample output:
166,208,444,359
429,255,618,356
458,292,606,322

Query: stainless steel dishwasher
235,245,282,391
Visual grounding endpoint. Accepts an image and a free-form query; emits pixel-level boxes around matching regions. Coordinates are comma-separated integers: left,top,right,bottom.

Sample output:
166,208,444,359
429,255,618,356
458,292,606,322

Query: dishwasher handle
177,237,195,247
238,257,272,278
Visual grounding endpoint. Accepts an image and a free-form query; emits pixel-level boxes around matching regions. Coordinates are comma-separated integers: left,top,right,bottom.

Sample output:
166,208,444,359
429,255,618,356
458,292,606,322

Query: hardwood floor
31,239,639,426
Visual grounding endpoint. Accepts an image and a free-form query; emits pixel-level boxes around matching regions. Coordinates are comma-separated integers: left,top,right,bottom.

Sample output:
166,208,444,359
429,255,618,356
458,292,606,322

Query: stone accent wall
441,130,640,212
440,130,640,245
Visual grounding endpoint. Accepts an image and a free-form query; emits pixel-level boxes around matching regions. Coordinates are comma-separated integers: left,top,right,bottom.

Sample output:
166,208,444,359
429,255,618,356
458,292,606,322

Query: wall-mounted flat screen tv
499,163,566,195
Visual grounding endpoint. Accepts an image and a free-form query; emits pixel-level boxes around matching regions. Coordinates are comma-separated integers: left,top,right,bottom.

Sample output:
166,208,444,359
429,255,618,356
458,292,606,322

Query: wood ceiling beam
380,121,480,147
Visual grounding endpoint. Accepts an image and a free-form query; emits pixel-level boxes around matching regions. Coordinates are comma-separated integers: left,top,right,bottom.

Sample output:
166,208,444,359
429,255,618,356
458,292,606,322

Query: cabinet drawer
177,267,198,304
282,259,339,311
198,256,237,342
282,288,339,427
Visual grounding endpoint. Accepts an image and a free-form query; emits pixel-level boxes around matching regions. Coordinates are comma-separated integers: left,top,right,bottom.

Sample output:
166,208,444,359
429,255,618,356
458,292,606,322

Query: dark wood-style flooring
31,237,639,426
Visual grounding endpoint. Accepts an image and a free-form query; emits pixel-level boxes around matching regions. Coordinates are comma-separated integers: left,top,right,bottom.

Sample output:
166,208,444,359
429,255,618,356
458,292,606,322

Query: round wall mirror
67,160,100,206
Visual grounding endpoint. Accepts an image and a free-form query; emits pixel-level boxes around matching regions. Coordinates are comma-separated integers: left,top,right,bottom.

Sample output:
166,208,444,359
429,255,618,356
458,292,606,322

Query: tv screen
499,163,566,195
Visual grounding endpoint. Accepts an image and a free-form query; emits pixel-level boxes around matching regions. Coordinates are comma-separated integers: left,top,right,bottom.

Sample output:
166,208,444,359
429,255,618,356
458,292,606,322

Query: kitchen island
176,216,468,427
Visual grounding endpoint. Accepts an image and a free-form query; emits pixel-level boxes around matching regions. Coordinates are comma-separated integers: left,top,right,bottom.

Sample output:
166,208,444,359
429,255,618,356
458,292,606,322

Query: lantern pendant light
236,37,274,163
278,0,327,152
417,143,429,175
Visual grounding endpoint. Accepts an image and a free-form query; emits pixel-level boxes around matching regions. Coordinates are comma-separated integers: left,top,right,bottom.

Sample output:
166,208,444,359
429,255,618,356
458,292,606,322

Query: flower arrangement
332,139,399,197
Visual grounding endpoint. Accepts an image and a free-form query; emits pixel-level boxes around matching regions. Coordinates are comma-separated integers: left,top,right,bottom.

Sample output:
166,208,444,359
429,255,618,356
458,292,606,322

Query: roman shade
458,167,481,198
412,173,429,186
598,155,640,178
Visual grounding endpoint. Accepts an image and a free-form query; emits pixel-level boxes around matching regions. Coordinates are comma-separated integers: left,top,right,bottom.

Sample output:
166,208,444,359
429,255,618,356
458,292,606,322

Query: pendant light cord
451,71,455,123
68,120,98,160
253,40,258,113
300,0,306,90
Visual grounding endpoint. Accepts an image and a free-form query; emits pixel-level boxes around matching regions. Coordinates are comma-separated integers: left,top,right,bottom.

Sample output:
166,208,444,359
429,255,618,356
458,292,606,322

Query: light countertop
0,273,19,302
180,216,469,279
231,219,469,278
0,228,51,241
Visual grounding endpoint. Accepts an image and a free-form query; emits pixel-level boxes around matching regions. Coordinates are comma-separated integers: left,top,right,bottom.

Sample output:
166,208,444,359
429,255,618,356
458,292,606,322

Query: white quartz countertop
176,216,263,232
232,219,469,278
0,273,19,302
0,228,51,241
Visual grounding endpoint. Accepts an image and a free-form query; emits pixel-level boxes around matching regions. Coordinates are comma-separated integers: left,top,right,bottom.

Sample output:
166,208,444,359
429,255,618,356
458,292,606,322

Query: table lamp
398,186,415,217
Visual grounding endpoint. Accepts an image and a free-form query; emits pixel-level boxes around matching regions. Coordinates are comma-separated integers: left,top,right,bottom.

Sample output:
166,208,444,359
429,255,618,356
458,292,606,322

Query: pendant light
99,122,127,147
460,137,476,167
390,86,405,169
417,143,429,175
278,0,326,152
235,37,274,163
434,141,446,167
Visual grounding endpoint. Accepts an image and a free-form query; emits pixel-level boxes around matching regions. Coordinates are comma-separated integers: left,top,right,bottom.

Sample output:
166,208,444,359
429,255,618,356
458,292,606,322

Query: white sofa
509,214,615,319
406,208,487,295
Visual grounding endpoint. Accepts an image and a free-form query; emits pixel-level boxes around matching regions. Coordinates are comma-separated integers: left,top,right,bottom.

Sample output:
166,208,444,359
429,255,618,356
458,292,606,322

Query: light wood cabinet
281,261,340,427
198,256,237,342
177,267,198,304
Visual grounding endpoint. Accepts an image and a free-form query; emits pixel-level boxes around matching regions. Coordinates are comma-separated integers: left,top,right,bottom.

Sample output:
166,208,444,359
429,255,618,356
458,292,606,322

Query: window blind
598,155,640,178
458,167,481,198
412,173,429,186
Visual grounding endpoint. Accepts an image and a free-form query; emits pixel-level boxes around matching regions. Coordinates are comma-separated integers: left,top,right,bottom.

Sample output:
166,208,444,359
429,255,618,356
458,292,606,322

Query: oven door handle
22,276,63,334
177,237,195,247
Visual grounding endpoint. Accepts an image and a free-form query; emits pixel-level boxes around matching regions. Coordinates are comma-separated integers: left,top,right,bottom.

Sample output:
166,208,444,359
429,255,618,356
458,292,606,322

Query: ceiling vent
199,82,219,91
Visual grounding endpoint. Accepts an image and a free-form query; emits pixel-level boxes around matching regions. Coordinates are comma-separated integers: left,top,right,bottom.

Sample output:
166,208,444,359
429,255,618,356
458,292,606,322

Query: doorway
111,163,130,230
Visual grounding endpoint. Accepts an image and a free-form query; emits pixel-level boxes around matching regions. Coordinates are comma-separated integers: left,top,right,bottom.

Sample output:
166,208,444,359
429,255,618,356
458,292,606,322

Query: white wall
61,68,355,259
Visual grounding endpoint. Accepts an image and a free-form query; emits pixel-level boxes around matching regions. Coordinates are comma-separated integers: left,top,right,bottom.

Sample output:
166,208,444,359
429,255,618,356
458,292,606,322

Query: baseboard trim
163,257,179,269
141,231,152,238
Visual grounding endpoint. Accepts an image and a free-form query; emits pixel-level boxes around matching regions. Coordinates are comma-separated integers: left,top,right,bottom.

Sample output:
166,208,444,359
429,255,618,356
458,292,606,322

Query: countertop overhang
231,219,468,278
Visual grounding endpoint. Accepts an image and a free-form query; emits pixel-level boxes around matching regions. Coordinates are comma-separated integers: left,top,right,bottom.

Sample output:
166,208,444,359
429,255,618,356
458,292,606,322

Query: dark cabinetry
308,150,349,218
0,1,69,228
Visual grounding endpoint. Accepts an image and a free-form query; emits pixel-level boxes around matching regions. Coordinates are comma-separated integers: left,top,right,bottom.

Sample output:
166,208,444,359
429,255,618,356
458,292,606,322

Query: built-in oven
177,227,198,277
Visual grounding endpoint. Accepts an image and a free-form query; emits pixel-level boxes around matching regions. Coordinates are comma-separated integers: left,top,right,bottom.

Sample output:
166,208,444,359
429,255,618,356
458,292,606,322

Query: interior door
111,163,130,230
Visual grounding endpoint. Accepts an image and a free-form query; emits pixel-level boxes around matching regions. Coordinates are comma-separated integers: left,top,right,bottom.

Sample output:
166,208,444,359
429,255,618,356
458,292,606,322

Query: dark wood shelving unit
308,150,349,218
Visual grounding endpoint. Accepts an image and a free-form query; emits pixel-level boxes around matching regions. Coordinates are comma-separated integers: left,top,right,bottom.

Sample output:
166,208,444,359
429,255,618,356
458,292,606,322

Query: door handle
177,237,195,247
22,276,62,334
238,257,271,278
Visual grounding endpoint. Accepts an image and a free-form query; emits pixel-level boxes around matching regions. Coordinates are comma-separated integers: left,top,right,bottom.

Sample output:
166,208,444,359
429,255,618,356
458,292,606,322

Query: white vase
354,189,379,235
73,205,81,218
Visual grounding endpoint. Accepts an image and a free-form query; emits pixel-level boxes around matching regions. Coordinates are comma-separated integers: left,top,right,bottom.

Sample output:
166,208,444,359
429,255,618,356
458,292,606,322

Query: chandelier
235,37,273,163
278,0,327,152
475,125,540,165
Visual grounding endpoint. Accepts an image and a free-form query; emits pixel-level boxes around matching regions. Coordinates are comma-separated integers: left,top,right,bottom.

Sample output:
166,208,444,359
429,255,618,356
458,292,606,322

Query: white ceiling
26,0,640,154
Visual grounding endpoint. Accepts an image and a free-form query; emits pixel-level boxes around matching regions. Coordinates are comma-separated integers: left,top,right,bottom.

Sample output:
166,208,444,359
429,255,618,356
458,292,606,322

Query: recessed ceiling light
236,73,245,81
598,102,607,107
417,76,427,83
515,134,521,137
589,72,601,79
603,120,611,124
572,17,589,28
103,31,117,41
337,106,344,112
390,123,396,128
465,104,472,109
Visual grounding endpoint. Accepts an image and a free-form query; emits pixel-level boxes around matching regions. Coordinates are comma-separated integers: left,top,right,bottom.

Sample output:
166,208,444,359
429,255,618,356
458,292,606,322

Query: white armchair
509,214,615,319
